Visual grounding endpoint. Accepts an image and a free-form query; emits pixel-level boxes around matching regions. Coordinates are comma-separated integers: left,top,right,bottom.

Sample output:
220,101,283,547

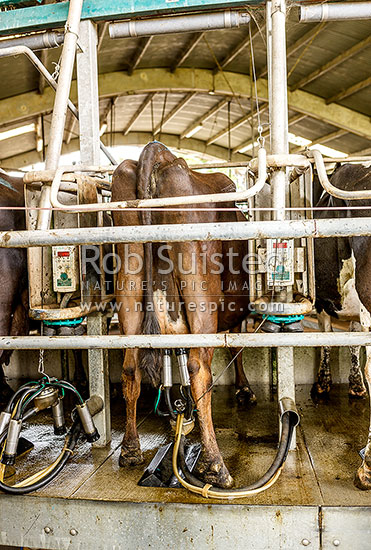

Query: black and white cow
313,162,371,489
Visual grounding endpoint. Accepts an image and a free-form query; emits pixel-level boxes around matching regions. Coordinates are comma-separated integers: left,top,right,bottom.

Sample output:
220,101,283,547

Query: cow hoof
196,457,234,489
311,382,331,399
349,386,368,400
236,387,257,407
354,464,371,490
119,446,144,467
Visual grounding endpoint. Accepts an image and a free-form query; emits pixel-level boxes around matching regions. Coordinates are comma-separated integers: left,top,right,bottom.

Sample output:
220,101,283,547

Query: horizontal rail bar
311,149,371,200
49,148,267,212
1,217,371,248
1,332,371,349
299,2,371,22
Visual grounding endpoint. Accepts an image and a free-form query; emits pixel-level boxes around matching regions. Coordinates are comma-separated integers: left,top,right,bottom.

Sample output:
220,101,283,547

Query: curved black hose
177,413,294,494
184,386,194,421
164,387,177,421
0,419,81,495
5,385,37,414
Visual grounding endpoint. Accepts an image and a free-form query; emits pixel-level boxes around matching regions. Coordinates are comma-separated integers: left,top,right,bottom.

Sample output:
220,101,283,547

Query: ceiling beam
213,27,260,73
291,35,371,92
232,113,307,154
123,93,156,136
153,92,196,136
171,32,204,72
326,75,371,105
0,131,249,170
259,22,327,78
292,128,347,154
180,97,229,139
128,36,153,75
99,96,119,135
207,103,269,145
0,68,370,140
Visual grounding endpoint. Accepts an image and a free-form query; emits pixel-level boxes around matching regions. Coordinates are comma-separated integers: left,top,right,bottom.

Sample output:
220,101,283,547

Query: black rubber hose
184,386,194,421
164,387,177,421
0,418,81,495
4,385,38,414
177,413,294,494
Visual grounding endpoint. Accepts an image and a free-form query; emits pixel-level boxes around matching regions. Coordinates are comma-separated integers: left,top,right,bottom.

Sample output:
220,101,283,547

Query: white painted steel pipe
299,2,371,22
109,11,250,39
37,0,84,231
1,332,371,350
311,149,371,200
270,0,289,222
49,147,268,213
2,217,371,248
0,32,64,51
0,46,116,166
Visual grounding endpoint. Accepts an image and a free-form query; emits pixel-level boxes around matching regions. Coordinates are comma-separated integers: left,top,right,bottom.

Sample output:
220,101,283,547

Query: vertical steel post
28,0,84,312
77,20,111,447
269,0,296,448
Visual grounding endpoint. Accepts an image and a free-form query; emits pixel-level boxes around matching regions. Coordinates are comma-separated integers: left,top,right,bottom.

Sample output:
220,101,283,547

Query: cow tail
137,142,166,387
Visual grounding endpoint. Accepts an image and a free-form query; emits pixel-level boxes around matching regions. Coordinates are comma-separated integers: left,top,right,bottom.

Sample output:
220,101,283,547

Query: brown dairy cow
0,169,28,403
112,141,255,487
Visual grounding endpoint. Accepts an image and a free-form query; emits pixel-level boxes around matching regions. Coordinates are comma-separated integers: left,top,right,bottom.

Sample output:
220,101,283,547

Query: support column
269,0,296,448
77,19,111,447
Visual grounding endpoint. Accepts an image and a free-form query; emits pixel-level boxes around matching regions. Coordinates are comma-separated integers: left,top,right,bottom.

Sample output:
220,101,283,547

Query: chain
38,323,50,382
51,61,61,82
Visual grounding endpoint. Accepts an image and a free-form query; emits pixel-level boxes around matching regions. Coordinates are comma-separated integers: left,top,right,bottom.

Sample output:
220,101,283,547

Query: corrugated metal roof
0,2,370,167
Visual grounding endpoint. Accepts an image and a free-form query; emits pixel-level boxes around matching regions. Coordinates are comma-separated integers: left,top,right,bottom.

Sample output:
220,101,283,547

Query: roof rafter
180,97,229,139
171,32,204,72
0,68,370,141
153,92,196,136
123,92,156,136
213,27,261,73
326,75,371,105
207,104,269,145
0,131,249,170
259,22,327,78
291,35,371,92
292,128,347,154
232,113,307,154
128,36,153,75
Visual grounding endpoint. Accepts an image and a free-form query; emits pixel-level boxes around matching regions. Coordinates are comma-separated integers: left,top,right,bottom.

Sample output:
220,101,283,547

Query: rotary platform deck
0,384,370,550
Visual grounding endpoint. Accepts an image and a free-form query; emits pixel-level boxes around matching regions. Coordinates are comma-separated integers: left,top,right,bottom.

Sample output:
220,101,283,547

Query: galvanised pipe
109,11,250,40
1,332,371,350
0,32,64,51
299,2,371,22
2,217,371,248
311,149,371,200
0,46,116,166
38,0,84,231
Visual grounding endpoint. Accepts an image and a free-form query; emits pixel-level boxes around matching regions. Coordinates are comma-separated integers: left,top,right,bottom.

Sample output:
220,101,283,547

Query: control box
52,246,79,292
266,239,294,286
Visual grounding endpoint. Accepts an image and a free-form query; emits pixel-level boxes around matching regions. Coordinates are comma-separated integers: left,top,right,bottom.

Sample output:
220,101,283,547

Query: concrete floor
0,384,370,549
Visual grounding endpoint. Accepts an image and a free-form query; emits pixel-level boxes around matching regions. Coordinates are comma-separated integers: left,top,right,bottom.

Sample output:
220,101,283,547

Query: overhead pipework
109,10,250,39
299,2,371,22
0,31,64,51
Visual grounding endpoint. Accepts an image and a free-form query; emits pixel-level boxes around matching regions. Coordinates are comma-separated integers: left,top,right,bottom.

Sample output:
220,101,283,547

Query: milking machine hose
0,419,81,495
0,380,103,495
172,403,299,499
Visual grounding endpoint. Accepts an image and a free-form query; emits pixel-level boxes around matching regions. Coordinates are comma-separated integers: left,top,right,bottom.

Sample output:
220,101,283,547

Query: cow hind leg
230,324,256,407
189,348,233,489
348,321,367,399
232,347,257,407
312,311,333,397
355,307,371,490
119,349,144,467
